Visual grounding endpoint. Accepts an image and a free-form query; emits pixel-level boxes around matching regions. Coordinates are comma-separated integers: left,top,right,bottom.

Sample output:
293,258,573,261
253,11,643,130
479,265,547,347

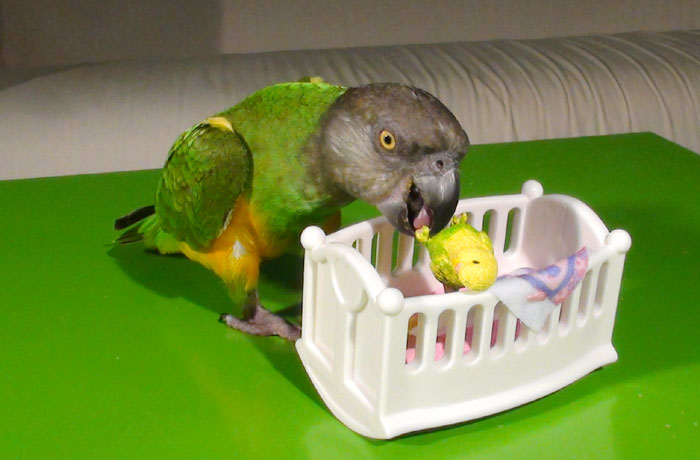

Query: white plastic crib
295,180,631,439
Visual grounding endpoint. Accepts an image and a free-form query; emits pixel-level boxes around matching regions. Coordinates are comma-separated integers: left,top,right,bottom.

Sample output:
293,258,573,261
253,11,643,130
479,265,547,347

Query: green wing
155,118,252,251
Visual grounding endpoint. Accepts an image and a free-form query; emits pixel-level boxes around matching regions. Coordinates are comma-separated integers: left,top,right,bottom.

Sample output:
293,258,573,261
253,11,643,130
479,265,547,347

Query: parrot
114,79,470,340
415,214,498,292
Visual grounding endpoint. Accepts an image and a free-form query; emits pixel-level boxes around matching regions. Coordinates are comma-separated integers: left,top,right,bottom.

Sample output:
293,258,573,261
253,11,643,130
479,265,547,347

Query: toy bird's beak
378,166,460,236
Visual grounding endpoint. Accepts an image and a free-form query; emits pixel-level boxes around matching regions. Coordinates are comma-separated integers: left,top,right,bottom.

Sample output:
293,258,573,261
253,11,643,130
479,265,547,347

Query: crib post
300,226,326,345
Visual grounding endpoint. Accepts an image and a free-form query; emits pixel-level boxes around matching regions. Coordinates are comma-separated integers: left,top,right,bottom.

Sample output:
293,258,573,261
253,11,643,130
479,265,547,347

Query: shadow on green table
106,242,324,404
106,242,304,317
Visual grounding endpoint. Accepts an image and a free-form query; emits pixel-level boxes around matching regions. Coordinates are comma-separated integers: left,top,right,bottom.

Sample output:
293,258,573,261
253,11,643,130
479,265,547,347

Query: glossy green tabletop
1,133,699,459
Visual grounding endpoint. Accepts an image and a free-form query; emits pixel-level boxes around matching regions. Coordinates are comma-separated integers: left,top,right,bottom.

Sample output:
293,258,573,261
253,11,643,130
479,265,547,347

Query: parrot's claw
219,306,301,341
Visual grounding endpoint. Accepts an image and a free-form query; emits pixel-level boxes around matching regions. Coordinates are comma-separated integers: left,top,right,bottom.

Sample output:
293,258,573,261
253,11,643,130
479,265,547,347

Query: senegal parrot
114,79,469,340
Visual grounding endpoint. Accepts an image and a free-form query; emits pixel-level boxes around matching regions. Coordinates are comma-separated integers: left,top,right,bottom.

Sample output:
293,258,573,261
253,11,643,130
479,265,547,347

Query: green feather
144,81,348,255
217,81,348,244
155,121,252,250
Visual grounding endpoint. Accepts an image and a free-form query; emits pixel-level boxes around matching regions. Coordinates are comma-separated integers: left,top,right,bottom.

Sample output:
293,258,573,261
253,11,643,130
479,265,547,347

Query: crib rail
296,180,631,439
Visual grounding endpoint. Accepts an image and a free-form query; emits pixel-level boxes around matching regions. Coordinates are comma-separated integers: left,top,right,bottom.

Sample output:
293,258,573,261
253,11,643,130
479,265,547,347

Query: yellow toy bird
415,214,498,292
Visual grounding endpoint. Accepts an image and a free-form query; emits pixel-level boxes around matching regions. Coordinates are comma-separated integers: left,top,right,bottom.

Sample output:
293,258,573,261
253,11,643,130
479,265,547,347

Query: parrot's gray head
319,83,469,236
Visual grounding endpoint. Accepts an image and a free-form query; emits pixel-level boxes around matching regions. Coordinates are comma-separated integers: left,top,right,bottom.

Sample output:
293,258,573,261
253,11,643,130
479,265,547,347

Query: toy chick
415,214,498,292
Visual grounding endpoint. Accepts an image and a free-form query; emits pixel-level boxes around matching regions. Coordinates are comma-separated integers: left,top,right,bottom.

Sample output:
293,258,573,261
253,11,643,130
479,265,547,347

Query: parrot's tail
113,207,181,254
114,205,155,230
114,226,144,245
114,205,156,245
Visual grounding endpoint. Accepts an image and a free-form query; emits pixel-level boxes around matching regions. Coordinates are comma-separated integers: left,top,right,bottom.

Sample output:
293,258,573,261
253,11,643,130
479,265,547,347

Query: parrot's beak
411,167,460,235
378,167,460,236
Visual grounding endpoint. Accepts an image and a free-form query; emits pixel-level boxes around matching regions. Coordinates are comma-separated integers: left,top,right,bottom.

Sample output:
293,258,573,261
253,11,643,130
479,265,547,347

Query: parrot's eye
379,130,396,150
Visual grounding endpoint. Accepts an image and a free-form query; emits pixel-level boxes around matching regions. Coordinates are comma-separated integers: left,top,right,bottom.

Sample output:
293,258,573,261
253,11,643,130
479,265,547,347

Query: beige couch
1,2,699,180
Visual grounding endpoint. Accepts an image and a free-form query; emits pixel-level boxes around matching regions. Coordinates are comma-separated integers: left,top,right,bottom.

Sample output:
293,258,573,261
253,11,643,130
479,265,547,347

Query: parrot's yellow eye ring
379,130,396,150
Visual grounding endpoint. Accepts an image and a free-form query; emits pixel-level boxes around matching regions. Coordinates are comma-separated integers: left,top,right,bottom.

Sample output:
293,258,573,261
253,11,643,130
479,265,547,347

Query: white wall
2,0,699,68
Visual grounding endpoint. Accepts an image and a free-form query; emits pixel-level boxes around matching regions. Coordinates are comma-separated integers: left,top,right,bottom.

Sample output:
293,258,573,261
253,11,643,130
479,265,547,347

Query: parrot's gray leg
219,292,301,341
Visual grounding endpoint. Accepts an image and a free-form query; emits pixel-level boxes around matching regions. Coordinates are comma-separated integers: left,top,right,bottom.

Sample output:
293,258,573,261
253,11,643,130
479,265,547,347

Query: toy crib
295,180,631,439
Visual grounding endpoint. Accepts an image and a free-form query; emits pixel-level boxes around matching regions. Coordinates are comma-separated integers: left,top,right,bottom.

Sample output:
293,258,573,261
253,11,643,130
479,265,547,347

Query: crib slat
593,262,609,316
415,245,430,269
505,207,524,254
422,313,438,368
515,320,534,352
470,211,484,231
501,310,518,353
558,291,573,333
356,234,373,262
564,284,582,333
477,303,495,359
526,323,538,348
538,304,561,343
450,307,469,363
375,228,393,277
395,233,415,272
577,268,598,326
494,210,510,256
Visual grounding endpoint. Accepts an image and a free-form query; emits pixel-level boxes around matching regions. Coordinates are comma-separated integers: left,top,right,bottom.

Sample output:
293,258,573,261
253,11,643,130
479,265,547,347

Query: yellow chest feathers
178,199,284,288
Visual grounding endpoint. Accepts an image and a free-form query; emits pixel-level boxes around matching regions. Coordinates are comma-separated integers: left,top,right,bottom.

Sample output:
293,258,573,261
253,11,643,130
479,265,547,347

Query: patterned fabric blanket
488,247,588,331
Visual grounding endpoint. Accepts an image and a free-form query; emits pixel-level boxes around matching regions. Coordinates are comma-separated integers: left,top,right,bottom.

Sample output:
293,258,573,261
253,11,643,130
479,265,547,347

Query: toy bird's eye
379,130,396,150
472,260,480,264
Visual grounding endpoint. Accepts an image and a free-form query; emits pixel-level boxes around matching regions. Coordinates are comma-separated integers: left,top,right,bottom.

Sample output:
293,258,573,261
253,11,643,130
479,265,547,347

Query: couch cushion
1,30,698,180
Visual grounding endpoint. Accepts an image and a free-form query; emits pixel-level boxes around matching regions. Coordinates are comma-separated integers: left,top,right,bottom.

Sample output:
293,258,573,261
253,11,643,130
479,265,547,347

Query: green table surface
2,132,699,459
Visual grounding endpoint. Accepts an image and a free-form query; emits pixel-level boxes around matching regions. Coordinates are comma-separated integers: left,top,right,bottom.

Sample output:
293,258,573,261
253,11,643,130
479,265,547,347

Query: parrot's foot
219,305,301,341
